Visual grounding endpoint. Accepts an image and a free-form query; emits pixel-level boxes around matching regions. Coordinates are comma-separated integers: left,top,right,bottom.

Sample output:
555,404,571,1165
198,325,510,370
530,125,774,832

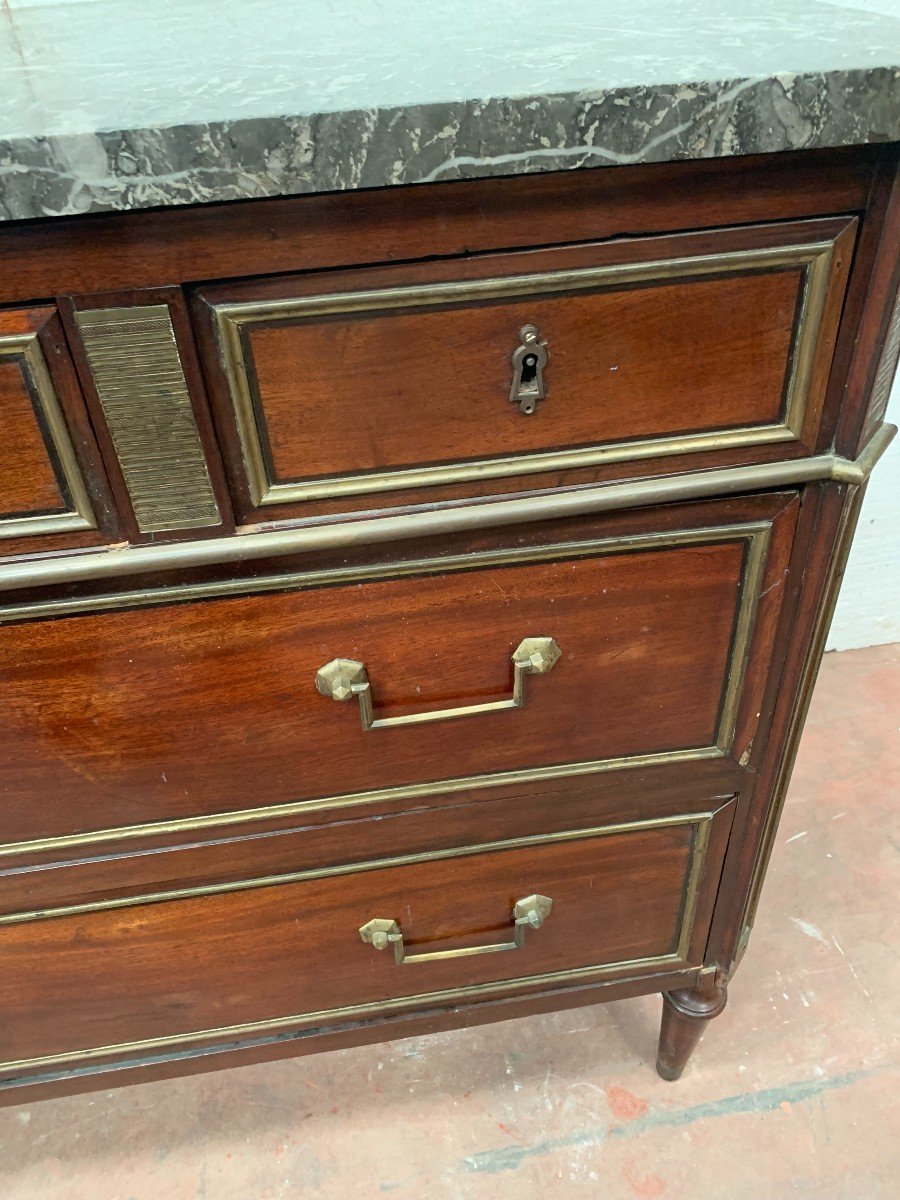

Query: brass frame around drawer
0,806,725,1076
0,519,767,860
0,332,96,540
211,238,837,507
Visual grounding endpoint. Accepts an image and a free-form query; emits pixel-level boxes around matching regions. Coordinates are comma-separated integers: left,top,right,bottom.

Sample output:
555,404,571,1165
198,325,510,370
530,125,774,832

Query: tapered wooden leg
656,976,727,1081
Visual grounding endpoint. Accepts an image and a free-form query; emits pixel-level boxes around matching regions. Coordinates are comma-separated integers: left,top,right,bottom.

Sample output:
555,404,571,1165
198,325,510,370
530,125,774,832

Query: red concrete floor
2,643,898,1199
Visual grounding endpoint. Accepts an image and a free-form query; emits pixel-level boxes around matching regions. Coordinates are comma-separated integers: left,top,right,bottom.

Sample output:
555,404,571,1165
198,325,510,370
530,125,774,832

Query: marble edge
0,67,898,223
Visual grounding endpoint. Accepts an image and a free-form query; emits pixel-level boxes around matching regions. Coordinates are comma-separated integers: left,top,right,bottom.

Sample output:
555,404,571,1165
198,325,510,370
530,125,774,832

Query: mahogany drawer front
0,493,797,849
0,306,114,555
0,799,734,1076
196,217,854,523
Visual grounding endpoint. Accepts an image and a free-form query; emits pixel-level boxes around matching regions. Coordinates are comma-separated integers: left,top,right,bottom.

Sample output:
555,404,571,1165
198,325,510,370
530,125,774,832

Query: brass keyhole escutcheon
509,324,548,414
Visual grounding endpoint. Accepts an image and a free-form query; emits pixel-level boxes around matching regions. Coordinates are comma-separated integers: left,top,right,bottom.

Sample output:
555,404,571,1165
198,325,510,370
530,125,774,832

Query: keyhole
519,353,538,388
517,352,539,413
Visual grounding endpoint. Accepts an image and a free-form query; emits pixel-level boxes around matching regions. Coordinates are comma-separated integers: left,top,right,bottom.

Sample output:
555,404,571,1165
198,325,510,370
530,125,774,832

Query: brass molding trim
830,420,896,483
0,520,765,858
211,239,836,507
0,808,716,926
716,525,770,753
0,747,723,860
0,809,720,1072
74,306,222,534
0,518,768,623
4,965,702,1086
0,333,96,539
0,425,893,596
3,958,688,1077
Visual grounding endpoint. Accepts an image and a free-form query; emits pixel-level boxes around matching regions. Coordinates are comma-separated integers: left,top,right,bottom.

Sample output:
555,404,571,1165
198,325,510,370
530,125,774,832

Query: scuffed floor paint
460,1065,892,1174
1,643,898,1199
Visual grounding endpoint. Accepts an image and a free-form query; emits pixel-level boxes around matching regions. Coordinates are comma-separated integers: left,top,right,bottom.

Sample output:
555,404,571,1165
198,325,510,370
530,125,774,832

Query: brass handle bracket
315,636,561,731
359,894,553,964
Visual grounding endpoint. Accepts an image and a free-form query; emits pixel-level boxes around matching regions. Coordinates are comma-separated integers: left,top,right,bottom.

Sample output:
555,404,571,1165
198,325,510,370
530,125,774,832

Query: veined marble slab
0,0,898,222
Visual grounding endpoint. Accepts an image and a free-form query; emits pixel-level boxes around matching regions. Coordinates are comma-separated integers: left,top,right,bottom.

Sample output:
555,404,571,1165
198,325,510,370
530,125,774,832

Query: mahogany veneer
0,146,896,1102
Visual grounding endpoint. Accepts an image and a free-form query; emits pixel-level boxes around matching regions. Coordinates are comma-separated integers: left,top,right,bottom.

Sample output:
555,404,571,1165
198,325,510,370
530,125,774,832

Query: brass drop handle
315,636,561,731
509,324,548,414
360,894,553,964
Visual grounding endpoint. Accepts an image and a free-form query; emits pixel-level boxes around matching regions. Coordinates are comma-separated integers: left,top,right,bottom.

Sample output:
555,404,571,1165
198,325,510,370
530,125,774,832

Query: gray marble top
1,0,898,223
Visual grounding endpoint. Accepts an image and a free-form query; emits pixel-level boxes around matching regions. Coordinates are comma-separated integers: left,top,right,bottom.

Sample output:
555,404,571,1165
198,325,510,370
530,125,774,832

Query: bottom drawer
0,800,734,1076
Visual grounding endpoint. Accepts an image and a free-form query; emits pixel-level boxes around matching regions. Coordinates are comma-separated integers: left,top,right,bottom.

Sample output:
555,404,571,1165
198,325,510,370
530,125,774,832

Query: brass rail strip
0,424,893,594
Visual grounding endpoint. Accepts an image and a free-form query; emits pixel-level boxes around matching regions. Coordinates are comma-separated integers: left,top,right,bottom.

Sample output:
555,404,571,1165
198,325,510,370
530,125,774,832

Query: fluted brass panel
75,306,221,533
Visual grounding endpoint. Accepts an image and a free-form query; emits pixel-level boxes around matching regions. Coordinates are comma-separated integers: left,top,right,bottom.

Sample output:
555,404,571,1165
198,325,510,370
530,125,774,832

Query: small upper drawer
195,217,854,524
0,307,114,553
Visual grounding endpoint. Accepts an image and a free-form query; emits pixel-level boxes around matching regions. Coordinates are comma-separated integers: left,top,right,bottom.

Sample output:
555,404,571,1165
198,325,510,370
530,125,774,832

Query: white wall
827,382,900,651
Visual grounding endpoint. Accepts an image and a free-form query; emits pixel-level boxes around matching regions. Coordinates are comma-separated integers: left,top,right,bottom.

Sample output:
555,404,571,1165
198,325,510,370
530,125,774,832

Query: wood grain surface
196,218,853,523
0,801,734,1067
0,498,797,845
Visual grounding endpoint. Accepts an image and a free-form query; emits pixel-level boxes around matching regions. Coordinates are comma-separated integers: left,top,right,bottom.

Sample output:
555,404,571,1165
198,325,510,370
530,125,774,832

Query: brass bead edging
0,333,97,539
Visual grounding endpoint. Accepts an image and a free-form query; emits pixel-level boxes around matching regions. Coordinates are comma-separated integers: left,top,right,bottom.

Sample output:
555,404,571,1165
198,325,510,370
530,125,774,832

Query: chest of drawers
0,145,896,1103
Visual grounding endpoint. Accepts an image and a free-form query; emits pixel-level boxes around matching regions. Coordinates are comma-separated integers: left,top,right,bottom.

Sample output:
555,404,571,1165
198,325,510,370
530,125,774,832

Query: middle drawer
0,492,798,848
